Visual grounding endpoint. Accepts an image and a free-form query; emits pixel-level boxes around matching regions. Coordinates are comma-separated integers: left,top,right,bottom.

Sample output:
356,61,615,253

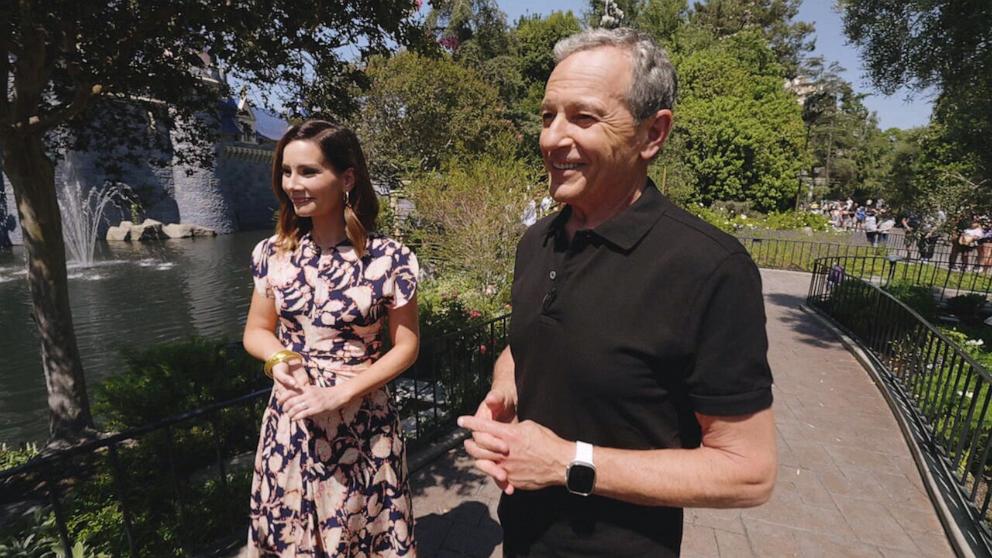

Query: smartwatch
565,441,596,496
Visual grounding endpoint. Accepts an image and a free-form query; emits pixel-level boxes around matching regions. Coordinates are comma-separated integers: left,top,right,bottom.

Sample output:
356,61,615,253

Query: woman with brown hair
242,119,420,556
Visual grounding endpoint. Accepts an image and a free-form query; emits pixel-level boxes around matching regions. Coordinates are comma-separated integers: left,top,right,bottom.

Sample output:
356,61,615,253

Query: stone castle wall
0,142,277,247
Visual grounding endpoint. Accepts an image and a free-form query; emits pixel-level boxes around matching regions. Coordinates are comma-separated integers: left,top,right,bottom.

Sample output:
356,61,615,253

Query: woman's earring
343,191,352,208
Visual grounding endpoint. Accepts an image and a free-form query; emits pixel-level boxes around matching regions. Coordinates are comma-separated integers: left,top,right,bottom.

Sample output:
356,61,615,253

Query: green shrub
884,282,939,321
419,285,485,341
418,277,509,339
0,442,40,470
94,337,264,429
0,508,109,558
0,509,59,558
6,322,508,556
945,294,988,322
685,203,738,233
710,200,757,217
0,338,269,557
763,210,831,231
403,144,540,303
684,203,831,233
819,280,879,334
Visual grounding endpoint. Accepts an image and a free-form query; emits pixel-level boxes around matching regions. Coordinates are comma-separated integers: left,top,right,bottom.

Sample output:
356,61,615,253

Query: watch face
566,463,596,496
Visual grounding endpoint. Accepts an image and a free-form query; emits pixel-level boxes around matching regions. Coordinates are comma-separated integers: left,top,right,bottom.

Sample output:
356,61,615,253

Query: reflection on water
0,231,271,443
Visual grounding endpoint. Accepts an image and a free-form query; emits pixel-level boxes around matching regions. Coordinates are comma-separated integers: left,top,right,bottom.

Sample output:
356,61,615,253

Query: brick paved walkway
411,269,956,557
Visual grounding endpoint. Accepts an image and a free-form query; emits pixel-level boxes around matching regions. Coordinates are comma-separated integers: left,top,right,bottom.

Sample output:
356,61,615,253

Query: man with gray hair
458,28,777,557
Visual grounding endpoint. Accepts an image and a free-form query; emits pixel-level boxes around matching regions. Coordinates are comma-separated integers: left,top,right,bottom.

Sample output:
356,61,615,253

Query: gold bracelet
263,350,303,378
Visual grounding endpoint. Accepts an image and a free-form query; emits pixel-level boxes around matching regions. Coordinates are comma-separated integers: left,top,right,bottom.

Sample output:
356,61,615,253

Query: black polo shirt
499,180,773,557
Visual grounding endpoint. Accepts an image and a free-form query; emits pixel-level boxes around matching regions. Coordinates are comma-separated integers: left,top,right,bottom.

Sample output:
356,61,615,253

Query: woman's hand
278,384,356,421
271,358,308,395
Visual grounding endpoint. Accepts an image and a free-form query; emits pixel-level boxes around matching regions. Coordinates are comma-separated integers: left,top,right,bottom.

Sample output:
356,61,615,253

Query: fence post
164,426,189,556
106,444,139,558
44,462,74,557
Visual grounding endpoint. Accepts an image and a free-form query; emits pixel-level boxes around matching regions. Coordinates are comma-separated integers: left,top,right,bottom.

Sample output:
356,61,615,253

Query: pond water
0,231,271,444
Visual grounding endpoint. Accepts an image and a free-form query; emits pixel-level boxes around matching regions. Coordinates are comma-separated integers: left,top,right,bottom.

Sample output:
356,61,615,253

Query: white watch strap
575,441,594,464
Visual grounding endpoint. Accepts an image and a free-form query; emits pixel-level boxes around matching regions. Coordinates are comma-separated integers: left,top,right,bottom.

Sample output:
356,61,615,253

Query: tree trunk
3,132,95,446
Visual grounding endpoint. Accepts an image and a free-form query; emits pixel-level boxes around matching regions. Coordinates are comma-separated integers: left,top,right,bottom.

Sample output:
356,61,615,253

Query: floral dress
247,232,419,557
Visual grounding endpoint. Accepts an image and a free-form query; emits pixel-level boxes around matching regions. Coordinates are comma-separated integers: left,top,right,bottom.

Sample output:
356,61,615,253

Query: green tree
878,123,989,228
0,0,425,445
637,0,690,45
353,51,511,183
689,0,814,77
513,11,584,88
473,54,527,113
669,32,807,210
840,0,992,180
587,0,642,27
877,127,921,212
425,0,511,60
840,0,990,95
506,11,584,160
586,0,690,47
908,125,987,226
584,1,813,73
800,59,886,200
404,144,541,304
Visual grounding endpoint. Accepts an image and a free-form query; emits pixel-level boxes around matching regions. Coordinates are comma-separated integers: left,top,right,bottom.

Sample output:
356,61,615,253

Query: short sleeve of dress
387,242,419,309
250,238,275,299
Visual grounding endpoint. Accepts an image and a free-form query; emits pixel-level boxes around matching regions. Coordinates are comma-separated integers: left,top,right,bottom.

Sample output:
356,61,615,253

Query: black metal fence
736,236,887,272
0,314,509,557
882,255,992,303
396,314,510,450
808,258,992,540
737,237,992,302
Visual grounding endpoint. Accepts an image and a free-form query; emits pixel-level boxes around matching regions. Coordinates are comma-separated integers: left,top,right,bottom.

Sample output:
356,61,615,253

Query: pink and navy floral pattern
247,233,419,557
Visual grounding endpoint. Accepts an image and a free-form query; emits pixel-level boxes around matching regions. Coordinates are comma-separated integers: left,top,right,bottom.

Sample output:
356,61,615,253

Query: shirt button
549,270,557,280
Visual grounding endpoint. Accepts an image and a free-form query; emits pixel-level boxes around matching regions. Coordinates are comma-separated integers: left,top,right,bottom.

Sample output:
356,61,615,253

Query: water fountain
56,157,119,267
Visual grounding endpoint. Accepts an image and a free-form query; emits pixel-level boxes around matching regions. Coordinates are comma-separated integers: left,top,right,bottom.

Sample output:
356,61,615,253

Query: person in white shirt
864,210,879,247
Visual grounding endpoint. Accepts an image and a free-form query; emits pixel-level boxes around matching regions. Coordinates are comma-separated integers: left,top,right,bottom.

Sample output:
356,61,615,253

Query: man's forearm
566,409,776,508
591,444,775,508
493,346,516,395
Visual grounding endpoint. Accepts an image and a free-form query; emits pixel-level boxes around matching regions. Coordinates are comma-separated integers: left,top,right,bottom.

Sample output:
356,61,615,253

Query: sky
795,1,933,130
492,0,933,130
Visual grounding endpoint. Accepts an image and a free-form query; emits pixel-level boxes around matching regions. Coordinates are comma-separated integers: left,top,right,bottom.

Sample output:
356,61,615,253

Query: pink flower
469,310,482,319
439,35,460,51
479,344,488,354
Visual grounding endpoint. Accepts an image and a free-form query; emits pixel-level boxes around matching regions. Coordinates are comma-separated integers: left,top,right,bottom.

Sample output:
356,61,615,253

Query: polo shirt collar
543,178,667,251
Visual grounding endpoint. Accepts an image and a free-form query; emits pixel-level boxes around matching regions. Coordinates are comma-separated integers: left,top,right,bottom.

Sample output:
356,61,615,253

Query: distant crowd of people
818,198,896,247
947,215,992,272
813,198,992,271
899,211,992,271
